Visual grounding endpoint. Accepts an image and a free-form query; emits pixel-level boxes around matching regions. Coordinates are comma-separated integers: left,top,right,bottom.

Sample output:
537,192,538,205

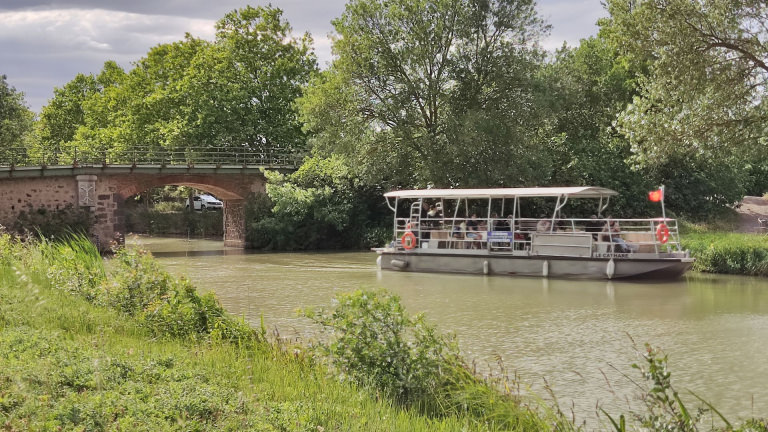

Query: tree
541,36,655,216
0,75,35,163
206,6,317,151
37,73,100,161
300,0,551,188
602,0,768,215
247,155,388,250
37,6,317,161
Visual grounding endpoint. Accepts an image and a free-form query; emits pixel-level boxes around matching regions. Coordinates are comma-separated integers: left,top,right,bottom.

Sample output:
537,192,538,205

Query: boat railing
392,216,682,255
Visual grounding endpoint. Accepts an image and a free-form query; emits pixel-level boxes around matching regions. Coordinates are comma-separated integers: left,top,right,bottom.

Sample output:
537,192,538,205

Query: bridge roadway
0,147,302,249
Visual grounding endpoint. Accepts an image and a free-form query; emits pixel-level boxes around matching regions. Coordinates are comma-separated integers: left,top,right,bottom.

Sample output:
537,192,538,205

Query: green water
131,235,768,424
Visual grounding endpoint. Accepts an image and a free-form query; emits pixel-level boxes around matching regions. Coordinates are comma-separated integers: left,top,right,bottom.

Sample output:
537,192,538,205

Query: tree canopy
16,0,768,225
36,6,317,162
300,0,552,188
0,75,35,161
602,0,768,215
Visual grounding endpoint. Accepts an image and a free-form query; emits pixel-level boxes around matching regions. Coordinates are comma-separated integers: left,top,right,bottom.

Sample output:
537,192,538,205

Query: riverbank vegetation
681,232,768,277
2,235,767,430
0,235,574,430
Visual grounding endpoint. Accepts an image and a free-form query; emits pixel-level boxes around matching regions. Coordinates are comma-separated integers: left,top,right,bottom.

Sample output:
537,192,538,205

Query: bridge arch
99,172,267,248
0,167,271,249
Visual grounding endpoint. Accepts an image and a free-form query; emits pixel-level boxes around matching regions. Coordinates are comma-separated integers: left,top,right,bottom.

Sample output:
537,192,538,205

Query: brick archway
98,172,267,248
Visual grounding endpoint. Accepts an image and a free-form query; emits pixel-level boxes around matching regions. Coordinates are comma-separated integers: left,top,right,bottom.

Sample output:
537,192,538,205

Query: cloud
0,0,602,112
0,8,217,110
539,0,606,50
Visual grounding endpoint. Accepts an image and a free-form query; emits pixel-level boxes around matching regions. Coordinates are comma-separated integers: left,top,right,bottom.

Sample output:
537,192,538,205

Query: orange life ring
401,231,416,250
656,223,670,244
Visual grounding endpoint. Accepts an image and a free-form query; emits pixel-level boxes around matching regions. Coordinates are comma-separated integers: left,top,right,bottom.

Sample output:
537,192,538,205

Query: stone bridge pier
0,168,268,250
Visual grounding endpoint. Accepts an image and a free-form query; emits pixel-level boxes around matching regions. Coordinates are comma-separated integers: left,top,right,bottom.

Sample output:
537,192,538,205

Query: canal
131,236,768,424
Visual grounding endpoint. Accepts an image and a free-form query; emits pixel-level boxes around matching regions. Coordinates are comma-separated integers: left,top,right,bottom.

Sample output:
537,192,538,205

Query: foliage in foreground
2,234,767,430
36,236,258,343
682,232,768,277
2,234,533,431
306,289,577,430
602,343,767,432
1,239,495,431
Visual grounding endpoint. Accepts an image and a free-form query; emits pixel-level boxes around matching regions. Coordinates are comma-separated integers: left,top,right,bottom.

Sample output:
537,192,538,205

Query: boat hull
378,251,693,280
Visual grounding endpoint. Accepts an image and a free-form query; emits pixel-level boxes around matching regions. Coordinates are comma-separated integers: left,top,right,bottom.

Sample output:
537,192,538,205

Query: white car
186,194,223,211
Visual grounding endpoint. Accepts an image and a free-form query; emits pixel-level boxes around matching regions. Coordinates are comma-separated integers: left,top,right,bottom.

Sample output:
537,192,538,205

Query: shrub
306,289,457,407
306,289,553,428
104,248,259,343
682,233,768,276
124,207,223,237
41,235,106,302
602,344,768,432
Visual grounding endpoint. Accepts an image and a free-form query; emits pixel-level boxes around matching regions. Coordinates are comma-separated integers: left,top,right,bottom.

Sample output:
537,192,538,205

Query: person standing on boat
419,202,432,240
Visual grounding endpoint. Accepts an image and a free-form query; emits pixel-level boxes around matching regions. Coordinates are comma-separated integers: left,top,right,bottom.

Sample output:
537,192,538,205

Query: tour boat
374,187,693,280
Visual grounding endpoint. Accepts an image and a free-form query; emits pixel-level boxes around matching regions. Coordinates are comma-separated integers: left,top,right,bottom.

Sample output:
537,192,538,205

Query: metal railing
0,146,305,169
392,217,683,256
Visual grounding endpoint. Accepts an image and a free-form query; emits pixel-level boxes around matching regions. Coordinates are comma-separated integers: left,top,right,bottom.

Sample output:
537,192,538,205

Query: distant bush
682,233,768,276
246,158,390,251
152,201,185,212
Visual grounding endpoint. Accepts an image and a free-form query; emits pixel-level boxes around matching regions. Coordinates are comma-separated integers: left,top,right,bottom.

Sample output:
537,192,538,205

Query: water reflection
130,236,768,424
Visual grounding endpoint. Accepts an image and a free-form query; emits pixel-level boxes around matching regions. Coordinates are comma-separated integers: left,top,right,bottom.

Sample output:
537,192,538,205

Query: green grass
682,232,768,276
0,235,563,431
4,234,765,431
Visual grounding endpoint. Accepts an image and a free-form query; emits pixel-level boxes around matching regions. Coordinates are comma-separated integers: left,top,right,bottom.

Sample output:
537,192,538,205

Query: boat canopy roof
384,186,618,199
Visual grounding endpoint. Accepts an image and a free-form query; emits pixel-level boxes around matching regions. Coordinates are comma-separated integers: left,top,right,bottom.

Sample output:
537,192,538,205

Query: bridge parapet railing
0,146,305,169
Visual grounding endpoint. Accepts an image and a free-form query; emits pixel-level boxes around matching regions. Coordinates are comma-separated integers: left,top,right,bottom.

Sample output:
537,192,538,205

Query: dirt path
736,196,768,233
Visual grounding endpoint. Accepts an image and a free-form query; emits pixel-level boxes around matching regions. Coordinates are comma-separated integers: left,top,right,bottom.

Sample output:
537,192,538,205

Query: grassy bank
0,235,562,431
2,235,766,431
681,232,768,276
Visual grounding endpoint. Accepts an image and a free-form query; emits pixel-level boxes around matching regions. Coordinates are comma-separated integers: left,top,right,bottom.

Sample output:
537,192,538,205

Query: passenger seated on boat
606,220,637,253
452,220,466,248
586,215,603,240
475,221,488,249
466,214,482,248
536,219,551,233
493,213,510,231
466,214,479,241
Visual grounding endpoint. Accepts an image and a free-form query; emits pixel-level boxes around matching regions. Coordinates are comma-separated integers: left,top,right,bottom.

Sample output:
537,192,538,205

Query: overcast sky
0,0,606,113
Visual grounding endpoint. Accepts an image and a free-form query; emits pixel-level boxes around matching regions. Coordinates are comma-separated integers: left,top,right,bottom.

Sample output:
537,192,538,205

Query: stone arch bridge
0,147,301,249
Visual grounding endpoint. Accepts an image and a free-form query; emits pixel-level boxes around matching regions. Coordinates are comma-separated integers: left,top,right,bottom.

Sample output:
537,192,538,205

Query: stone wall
0,177,78,229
